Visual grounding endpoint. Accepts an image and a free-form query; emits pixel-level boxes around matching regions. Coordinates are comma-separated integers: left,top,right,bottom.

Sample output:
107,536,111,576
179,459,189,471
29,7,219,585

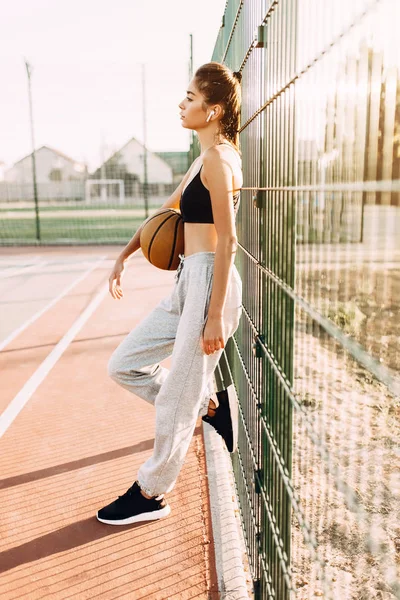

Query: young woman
97,62,243,525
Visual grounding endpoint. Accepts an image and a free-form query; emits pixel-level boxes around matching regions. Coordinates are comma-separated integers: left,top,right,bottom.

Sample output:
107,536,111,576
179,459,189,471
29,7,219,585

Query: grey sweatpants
108,251,242,497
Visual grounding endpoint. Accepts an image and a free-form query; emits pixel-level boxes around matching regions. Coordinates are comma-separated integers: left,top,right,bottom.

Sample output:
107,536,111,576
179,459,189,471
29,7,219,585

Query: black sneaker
97,481,171,525
202,384,239,453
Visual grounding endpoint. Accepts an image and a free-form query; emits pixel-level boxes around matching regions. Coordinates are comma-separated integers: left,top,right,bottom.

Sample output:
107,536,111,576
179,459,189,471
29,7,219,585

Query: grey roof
12,145,82,167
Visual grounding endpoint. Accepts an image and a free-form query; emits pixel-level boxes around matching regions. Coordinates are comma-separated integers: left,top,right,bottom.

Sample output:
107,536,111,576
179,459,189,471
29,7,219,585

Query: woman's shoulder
202,142,243,191
203,142,242,168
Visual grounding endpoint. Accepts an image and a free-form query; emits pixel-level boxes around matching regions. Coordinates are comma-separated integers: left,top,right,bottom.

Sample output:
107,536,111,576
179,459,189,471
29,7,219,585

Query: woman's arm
113,158,199,265
108,160,200,299
115,158,200,264
201,146,238,354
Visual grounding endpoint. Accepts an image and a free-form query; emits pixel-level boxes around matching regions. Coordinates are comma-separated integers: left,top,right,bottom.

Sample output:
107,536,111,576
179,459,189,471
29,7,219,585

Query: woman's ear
214,105,224,119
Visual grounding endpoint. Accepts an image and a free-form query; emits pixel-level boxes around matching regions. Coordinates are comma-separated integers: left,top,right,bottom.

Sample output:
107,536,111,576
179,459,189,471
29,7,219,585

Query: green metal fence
213,0,400,598
0,182,175,246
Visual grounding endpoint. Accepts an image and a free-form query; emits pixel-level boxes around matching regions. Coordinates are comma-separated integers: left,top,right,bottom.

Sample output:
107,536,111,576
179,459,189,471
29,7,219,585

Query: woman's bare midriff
183,223,218,256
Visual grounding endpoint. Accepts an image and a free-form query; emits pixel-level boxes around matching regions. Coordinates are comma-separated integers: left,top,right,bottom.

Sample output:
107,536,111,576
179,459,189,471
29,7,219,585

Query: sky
0,0,226,171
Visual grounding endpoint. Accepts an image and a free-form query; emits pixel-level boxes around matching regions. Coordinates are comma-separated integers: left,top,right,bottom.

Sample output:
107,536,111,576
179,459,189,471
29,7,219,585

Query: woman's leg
96,255,242,525
107,291,178,406
107,279,215,415
137,257,242,497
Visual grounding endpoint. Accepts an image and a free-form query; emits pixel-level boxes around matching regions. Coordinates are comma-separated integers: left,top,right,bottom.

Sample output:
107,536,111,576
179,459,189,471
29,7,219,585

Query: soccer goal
85,179,125,205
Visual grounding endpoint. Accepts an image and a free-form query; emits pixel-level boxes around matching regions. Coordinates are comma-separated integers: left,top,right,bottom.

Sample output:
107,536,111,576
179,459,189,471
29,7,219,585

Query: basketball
140,208,184,270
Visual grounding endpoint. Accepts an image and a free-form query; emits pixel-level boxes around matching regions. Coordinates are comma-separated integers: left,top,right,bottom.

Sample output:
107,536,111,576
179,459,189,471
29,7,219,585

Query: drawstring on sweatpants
175,254,185,282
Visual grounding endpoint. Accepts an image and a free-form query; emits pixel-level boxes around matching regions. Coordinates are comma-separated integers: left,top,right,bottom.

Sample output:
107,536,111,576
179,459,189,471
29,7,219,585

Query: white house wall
118,139,173,184
5,147,86,184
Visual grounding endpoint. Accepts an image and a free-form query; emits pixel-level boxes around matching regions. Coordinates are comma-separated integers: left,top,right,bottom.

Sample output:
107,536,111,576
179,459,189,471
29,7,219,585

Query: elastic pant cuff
137,477,163,499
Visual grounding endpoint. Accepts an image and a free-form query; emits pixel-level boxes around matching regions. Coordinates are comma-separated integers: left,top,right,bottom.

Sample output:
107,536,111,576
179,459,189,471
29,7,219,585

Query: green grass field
0,204,162,213
0,215,144,244
0,204,164,244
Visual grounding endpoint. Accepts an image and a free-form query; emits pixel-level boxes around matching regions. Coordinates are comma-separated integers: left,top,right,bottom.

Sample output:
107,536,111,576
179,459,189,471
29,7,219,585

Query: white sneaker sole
96,503,171,525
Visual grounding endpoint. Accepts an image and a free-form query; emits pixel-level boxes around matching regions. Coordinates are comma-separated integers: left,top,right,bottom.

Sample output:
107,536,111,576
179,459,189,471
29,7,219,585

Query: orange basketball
140,208,184,270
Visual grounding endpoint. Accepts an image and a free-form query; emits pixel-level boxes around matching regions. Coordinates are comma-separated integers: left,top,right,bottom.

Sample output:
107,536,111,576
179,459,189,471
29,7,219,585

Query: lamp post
24,58,40,241
142,63,149,219
188,34,195,167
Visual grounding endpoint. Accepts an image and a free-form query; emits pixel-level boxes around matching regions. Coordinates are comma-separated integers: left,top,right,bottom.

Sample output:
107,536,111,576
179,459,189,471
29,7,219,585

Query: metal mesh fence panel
0,178,176,245
213,0,400,598
0,60,188,246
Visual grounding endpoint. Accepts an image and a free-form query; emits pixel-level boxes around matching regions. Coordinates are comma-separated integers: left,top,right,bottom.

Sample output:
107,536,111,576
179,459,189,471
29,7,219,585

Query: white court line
0,260,49,279
0,256,106,353
0,255,42,265
0,281,109,438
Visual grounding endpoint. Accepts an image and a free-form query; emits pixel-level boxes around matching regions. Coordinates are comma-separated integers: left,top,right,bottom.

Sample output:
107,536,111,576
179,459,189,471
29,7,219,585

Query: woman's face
178,79,212,131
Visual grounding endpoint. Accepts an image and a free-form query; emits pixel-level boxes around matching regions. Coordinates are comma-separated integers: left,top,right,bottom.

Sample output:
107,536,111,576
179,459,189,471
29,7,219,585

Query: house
4,146,87,184
0,161,6,182
92,137,174,187
155,151,189,185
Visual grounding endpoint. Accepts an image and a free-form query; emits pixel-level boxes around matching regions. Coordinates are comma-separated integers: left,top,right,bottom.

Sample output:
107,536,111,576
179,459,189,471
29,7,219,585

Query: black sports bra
180,146,241,224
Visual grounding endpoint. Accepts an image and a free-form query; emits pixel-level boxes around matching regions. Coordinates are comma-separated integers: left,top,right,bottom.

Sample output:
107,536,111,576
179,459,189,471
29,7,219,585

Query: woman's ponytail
194,62,242,153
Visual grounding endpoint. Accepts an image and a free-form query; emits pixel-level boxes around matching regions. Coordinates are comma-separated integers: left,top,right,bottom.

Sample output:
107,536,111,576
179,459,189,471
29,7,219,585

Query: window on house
49,169,62,182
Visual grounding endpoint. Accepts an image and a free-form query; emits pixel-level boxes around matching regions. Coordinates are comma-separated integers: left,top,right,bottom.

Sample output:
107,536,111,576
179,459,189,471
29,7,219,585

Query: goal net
85,179,125,205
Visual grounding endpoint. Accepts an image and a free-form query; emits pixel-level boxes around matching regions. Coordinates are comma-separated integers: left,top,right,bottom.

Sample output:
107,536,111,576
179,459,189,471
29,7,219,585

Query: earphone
206,110,215,123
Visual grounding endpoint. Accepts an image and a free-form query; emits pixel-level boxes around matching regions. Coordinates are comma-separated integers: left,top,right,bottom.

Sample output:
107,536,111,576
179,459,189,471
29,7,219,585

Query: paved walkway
0,247,219,599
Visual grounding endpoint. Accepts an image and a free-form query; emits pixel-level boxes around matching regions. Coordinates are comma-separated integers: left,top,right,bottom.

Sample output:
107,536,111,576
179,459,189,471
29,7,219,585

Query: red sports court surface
0,247,218,599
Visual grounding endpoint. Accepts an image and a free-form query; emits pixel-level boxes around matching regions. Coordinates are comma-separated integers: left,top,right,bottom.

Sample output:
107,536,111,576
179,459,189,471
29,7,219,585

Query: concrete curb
202,421,253,599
